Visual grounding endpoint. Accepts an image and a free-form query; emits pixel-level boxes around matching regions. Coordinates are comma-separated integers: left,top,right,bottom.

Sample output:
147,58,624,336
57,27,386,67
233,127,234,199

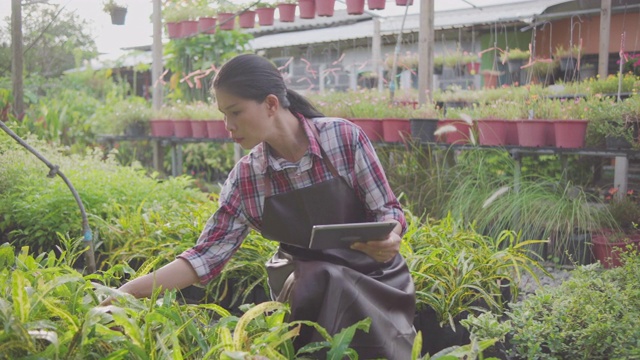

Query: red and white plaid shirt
179,116,406,284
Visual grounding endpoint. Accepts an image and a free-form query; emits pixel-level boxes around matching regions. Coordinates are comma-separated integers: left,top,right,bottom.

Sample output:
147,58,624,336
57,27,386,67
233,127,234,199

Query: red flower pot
298,0,316,19
150,119,174,137
166,22,181,39
437,119,472,144
381,118,411,143
367,0,386,10
277,3,296,22
516,120,548,147
238,10,256,28
349,118,384,142
256,7,275,26
190,121,208,138
180,20,199,38
553,120,588,148
206,120,228,139
198,17,217,34
505,121,519,145
218,12,235,30
396,0,414,5
477,119,508,146
317,0,336,16
173,120,193,138
592,230,640,268
346,0,365,14
466,62,480,75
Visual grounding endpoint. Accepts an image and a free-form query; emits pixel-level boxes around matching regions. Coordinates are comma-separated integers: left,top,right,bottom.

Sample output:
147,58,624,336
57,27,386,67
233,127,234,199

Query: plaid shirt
179,116,406,284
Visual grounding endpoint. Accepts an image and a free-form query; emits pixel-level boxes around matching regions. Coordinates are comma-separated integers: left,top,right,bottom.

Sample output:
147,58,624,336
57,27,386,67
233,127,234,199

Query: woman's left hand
350,222,402,263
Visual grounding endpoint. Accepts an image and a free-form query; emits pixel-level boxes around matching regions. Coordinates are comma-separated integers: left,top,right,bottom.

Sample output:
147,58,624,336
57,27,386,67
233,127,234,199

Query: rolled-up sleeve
178,173,250,285
352,129,407,234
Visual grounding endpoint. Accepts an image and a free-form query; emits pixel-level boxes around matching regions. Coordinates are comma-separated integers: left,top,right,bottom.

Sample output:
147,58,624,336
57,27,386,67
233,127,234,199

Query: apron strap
264,118,340,198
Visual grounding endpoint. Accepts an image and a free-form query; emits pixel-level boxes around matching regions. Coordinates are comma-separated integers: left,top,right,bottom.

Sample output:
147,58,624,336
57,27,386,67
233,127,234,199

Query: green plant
501,257,640,359
606,197,640,231
102,0,127,13
554,44,581,58
255,1,278,8
500,48,530,63
92,97,152,135
401,213,546,327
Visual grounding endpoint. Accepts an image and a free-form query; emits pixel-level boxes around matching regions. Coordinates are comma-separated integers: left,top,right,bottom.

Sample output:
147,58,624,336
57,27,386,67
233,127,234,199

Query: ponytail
285,89,324,119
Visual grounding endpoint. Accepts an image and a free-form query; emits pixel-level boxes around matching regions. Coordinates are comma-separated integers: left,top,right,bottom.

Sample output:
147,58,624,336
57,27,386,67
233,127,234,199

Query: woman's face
215,89,273,149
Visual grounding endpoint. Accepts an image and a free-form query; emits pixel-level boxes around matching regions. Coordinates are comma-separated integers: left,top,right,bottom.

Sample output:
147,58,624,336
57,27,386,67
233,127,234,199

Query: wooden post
418,0,434,105
11,0,24,119
598,0,611,80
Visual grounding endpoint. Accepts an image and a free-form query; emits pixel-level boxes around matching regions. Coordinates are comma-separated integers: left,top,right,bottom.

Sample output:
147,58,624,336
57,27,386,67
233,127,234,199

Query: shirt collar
259,114,323,175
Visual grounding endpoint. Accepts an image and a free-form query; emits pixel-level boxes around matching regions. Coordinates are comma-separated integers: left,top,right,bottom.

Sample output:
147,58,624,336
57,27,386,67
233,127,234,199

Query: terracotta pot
477,119,508,146
317,0,336,16
437,119,472,145
466,62,480,75
516,120,548,147
255,7,275,26
592,230,640,268
238,10,256,29
277,3,296,22
198,17,217,34
381,118,411,143
218,12,235,30
298,0,316,19
553,120,588,148
190,121,208,138
150,119,174,137
166,22,181,39
349,118,384,142
180,20,199,38
173,120,193,138
206,120,228,139
482,72,498,89
367,0,386,10
346,0,365,14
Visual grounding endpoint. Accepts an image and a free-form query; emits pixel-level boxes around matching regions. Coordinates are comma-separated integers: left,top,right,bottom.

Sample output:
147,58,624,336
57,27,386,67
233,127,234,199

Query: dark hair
213,54,324,119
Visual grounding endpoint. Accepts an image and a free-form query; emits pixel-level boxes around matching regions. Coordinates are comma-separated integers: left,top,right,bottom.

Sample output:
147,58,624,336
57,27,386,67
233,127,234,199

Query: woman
108,54,415,358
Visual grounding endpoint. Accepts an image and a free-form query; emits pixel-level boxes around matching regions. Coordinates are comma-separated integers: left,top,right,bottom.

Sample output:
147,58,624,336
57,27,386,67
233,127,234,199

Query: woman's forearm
118,258,199,299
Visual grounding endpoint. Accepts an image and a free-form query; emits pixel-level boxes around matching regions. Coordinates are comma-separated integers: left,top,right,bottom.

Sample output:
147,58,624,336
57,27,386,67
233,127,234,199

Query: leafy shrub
464,253,640,359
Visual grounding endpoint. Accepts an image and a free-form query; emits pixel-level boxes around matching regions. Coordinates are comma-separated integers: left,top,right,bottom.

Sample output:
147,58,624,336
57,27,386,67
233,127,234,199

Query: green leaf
327,318,371,360
11,270,30,323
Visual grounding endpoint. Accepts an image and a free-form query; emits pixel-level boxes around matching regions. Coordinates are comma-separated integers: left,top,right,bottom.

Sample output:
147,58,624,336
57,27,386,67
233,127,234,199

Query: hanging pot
238,10,256,29
180,20,199,38
218,12,235,30
346,0,365,15
109,6,127,25
316,0,336,17
396,0,414,5
277,3,296,22
166,22,181,39
367,0,386,10
256,7,276,26
198,17,217,34
298,0,316,19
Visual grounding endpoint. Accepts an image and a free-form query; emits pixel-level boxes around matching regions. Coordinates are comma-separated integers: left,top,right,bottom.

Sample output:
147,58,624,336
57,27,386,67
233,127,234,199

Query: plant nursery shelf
97,135,236,177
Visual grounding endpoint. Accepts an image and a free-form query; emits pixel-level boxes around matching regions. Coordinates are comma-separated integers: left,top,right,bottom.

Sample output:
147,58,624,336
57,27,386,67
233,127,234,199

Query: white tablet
308,222,396,250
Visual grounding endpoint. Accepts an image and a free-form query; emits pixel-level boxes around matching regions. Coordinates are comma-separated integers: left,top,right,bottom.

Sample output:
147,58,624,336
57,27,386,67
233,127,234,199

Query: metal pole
152,0,163,111
11,0,24,119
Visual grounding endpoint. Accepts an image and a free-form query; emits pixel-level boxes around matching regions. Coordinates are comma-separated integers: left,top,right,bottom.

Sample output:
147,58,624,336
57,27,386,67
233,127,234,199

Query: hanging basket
367,0,386,10
238,10,256,29
346,0,365,15
298,0,316,19
277,3,296,22
256,7,276,26
317,0,336,17
109,6,127,25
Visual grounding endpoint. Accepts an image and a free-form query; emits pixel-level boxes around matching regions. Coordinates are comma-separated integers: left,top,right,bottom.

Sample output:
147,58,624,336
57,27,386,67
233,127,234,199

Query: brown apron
262,121,416,359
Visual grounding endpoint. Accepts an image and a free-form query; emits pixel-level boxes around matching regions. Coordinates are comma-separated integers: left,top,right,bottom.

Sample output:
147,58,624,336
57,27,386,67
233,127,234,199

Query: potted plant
316,0,336,17
103,0,127,25
346,0,365,15
198,6,217,35
367,0,386,10
298,0,316,19
254,1,277,26
481,69,501,89
276,0,296,23
592,197,640,268
462,52,481,75
408,103,442,143
217,2,241,31
94,97,152,136
500,48,530,73
554,44,581,71
579,62,596,80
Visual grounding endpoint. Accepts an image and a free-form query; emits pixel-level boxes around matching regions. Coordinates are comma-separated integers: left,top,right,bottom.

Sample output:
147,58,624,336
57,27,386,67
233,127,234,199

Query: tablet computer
308,222,396,250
